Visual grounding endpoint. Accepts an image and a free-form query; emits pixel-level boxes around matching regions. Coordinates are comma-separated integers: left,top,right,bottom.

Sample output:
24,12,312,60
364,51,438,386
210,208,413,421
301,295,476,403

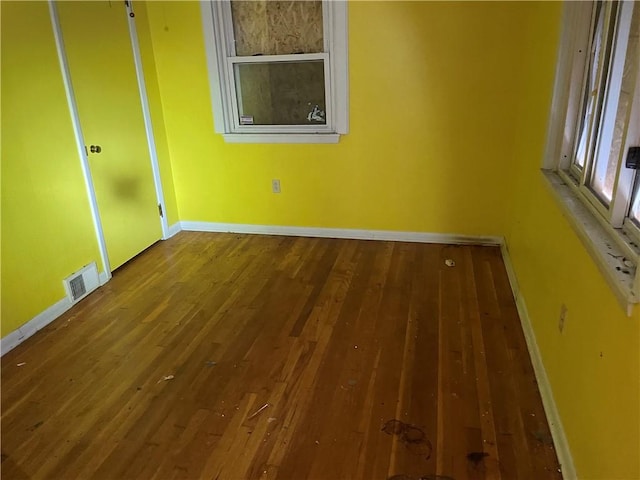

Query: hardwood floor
1,232,562,479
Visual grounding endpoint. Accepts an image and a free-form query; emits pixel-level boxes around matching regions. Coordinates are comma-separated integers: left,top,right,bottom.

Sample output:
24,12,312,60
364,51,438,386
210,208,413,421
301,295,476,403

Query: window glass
629,178,640,225
234,61,326,125
572,2,610,170
591,4,639,204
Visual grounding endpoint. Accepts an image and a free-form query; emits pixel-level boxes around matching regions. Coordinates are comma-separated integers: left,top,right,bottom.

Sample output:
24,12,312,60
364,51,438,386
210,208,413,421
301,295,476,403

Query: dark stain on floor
382,419,433,460
532,430,554,446
466,451,489,466
27,420,44,432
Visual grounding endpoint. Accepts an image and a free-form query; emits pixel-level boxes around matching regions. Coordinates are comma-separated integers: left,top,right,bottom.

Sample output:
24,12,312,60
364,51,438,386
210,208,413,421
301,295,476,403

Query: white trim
99,271,110,286
227,124,333,134
543,170,637,313
200,0,348,140
500,241,577,480
588,1,634,224
1,330,25,357
200,0,228,134
330,1,349,134
179,221,502,246
230,53,327,64
557,168,639,263
611,10,640,227
543,2,592,169
222,133,340,144
49,0,112,279
126,1,169,239
543,0,640,311
227,54,333,134
167,222,182,238
1,298,70,356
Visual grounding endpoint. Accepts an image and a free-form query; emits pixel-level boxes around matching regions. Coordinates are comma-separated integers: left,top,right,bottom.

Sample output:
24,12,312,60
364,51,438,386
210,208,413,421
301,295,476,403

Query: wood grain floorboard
1,232,562,479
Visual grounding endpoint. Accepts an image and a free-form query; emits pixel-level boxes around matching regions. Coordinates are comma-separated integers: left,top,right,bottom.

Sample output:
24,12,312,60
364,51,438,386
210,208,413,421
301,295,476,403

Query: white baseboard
500,242,576,480
1,270,110,357
99,270,110,285
167,222,181,239
179,221,503,246
0,329,25,357
1,297,71,356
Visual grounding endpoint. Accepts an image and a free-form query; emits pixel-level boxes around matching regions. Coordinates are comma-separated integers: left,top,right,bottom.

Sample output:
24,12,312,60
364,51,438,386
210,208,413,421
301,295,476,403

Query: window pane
234,61,326,126
591,5,639,204
630,181,640,225
230,1,323,56
572,2,611,170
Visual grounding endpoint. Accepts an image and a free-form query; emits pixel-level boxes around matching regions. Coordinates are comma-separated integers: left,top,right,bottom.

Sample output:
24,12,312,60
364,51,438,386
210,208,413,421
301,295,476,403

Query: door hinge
158,204,163,217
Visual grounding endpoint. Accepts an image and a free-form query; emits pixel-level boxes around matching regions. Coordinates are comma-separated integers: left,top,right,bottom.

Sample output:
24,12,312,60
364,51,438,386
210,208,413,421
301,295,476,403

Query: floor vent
63,262,100,304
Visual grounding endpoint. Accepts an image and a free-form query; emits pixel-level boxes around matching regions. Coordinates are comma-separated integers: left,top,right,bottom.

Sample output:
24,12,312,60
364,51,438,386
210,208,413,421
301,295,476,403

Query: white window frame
543,1,640,313
200,0,349,144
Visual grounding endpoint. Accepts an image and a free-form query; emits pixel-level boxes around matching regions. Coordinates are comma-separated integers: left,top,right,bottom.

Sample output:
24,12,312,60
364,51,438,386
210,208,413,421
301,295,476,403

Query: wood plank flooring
1,232,562,479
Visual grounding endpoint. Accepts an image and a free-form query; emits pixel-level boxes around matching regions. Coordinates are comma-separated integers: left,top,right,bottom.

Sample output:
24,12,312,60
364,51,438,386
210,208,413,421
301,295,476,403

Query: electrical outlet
558,304,568,333
272,179,281,193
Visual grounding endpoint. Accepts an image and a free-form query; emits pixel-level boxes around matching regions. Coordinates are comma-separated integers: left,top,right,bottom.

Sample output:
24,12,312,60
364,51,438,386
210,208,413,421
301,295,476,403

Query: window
200,0,349,143
545,1,640,309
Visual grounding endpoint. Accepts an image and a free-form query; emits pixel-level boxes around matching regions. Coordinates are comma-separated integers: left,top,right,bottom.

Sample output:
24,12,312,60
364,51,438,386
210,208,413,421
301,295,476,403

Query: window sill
222,133,341,144
542,169,638,315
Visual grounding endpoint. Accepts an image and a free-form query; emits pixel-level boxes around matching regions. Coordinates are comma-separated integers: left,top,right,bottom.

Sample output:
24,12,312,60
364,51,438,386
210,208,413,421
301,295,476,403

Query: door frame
124,0,169,239
48,0,169,279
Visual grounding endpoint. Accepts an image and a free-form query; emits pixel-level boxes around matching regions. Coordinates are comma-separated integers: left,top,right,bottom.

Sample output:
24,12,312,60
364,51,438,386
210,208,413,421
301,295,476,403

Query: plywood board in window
231,0,323,56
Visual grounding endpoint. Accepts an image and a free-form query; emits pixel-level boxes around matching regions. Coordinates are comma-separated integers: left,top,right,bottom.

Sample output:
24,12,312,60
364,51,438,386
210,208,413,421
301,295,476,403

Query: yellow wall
145,1,529,236
503,3,640,479
1,1,102,333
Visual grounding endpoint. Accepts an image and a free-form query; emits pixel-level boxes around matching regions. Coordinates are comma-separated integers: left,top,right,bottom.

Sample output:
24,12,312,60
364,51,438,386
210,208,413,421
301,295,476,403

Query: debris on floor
157,375,175,383
16,362,26,367
267,417,277,423
27,421,44,432
205,361,217,367
247,403,269,420
445,259,455,267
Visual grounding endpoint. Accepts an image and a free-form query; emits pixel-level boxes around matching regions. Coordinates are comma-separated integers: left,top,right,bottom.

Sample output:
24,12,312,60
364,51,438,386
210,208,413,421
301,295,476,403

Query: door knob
89,145,102,153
